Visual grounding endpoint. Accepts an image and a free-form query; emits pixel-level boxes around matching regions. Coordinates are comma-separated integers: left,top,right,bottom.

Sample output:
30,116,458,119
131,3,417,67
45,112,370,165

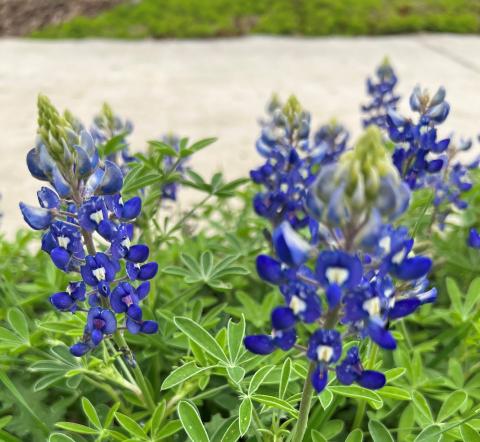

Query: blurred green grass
30,0,480,38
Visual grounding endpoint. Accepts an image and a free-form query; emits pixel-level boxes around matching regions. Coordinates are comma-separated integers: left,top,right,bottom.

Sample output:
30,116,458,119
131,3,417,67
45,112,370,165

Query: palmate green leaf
227,366,245,384
178,401,210,442
251,394,299,418
227,315,245,363
345,429,363,442
279,357,291,399
174,316,229,364
437,391,468,422
221,418,241,442
81,397,101,429
48,433,76,442
328,385,383,409
115,412,147,439
413,391,434,425
384,367,407,382
238,397,252,436
377,386,412,401
0,416,12,430
161,362,214,390
414,425,444,442
248,365,275,395
322,420,344,439
318,388,334,409
368,420,394,442
99,132,128,157
148,140,179,157
446,277,463,315
55,422,98,435
460,424,480,441
311,430,327,442
156,420,183,439
448,359,464,387
7,308,29,343
464,277,480,316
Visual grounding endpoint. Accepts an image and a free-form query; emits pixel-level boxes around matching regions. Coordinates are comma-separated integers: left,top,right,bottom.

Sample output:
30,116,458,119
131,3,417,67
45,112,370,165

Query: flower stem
291,361,316,442
352,342,378,429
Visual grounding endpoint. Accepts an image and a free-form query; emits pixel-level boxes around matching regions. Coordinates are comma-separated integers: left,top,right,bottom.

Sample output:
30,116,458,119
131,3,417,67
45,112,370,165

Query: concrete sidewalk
1,35,480,237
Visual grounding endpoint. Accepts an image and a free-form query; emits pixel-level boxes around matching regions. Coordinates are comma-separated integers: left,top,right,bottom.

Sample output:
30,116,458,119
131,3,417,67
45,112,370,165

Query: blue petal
244,335,275,355
50,247,71,270
326,284,342,308
98,161,123,195
49,292,74,311
273,328,296,351
91,329,104,346
272,221,311,267
256,255,284,285
468,228,480,248
271,306,296,330
100,309,117,334
127,318,142,334
122,197,142,219
358,370,386,390
136,281,150,300
367,322,397,350
37,187,60,209
137,262,158,280
127,304,143,321
19,203,54,230
127,245,149,263
141,320,158,334
389,298,421,319
311,365,329,393
393,257,432,280
27,148,49,180
70,342,90,357
52,168,72,198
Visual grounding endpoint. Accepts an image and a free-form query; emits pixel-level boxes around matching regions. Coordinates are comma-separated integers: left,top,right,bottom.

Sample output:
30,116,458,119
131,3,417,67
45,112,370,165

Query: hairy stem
291,361,316,442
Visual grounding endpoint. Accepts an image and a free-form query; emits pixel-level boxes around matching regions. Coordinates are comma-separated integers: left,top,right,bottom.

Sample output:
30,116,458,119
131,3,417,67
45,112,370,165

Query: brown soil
0,0,124,36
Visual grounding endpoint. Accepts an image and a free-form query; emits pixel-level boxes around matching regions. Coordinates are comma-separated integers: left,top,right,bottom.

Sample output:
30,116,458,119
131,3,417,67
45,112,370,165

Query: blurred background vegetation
2,0,479,39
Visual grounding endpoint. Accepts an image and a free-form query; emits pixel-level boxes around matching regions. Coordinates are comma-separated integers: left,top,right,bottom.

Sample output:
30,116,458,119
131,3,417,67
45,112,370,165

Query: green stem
352,342,378,429
291,361,316,442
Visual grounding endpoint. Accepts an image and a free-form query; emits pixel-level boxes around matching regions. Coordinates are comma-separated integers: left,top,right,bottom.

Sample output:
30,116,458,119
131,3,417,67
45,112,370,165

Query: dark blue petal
98,161,123,195
70,342,90,357
122,197,142,219
389,298,421,319
136,281,150,300
468,228,480,248
138,263,158,281
27,148,49,180
19,203,54,230
311,365,329,393
273,328,296,351
127,245,149,263
358,370,386,390
393,257,432,280
127,317,142,334
141,320,158,334
256,255,284,285
367,322,397,350
50,247,71,270
244,335,275,355
271,306,296,330
272,221,311,267
100,309,117,334
37,187,60,209
326,284,342,308
127,304,143,321
91,329,104,346
49,292,74,311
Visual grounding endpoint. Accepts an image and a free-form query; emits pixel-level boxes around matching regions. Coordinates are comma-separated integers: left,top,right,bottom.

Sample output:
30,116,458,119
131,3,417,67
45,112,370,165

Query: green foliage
31,0,480,39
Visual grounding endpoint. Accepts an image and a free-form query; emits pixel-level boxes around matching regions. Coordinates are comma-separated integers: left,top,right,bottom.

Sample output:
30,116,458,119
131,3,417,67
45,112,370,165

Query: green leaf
345,429,364,442
150,401,166,436
368,420,394,442
48,434,76,442
115,412,147,439
311,430,327,442
227,315,245,363
414,425,443,442
446,277,463,314
279,358,291,399
413,391,434,424
460,424,480,441
248,365,275,395
104,402,120,428
329,385,383,409
7,308,29,342
178,401,210,442
55,422,98,435
174,316,228,364
448,359,464,387
238,397,252,436
161,362,213,390
220,418,240,442
437,391,468,422
251,394,298,418
318,388,334,409
156,420,183,439
378,386,412,401
384,367,406,382
227,366,245,384
465,277,480,316
81,397,101,429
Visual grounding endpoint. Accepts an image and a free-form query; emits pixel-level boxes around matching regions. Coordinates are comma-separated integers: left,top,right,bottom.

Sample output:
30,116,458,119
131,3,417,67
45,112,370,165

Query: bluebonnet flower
311,121,349,165
386,85,450,189
245,126,435,393
468,228,480,248
361,59,400,129
21,96,159,357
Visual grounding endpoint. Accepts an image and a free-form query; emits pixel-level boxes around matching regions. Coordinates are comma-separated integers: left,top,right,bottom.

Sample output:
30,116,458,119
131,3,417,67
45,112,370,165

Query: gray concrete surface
1,35,480,237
